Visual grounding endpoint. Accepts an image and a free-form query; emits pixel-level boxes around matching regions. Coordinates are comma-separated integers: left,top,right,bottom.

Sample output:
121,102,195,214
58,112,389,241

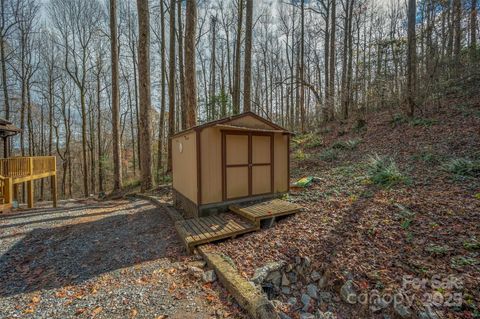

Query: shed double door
222,131,273,200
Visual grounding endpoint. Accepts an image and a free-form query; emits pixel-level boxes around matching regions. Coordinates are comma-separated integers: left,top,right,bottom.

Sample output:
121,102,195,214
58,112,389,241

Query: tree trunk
328,0,336,121
232,0,244,114
136,0,153,191
243,0,253,112
157,0,166,183
110,0,122,192
184,0,197,128
471,0,477,58
167,0,176,172
406,0,416,117
178,0,186,130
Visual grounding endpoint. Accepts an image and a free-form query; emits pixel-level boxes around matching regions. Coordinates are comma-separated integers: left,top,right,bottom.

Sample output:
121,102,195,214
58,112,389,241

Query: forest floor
207,97,480,318
0,199,245,319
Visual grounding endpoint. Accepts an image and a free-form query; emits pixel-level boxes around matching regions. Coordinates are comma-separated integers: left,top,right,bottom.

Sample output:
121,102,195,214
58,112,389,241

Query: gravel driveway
0,198,244,318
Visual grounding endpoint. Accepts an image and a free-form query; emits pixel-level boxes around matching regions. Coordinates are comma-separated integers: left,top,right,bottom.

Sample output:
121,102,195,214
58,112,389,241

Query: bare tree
167,0,176,172
185,0,197,127
136,0,153,190
243,0,253,112
406,0,416,117
110,0,122,192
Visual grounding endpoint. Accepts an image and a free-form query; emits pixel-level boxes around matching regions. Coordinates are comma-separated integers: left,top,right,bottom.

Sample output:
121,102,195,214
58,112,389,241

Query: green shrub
463,238,480,250
367,154,406,187
292,133,323,149
294,149,308,161
390,114,409,127
411,118,437,127
442,158,480,177
318,148,339,162
331,139,360,150
411,150,441,164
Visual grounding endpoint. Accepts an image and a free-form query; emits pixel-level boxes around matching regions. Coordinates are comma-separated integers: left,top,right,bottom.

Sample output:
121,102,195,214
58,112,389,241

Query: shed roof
172,111,292,138
0,118,21,138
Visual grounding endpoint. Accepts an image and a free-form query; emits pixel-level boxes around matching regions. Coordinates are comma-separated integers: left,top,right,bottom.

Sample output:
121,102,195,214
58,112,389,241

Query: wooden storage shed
172,112,292,218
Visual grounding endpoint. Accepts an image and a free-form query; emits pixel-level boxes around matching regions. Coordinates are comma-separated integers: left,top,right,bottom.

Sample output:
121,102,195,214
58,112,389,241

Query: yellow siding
274,134,289,193
172,131,197,204
200,127,222,204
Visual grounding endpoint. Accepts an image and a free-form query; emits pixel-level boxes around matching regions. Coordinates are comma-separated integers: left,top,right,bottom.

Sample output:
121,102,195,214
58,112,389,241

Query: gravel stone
0,199,246,318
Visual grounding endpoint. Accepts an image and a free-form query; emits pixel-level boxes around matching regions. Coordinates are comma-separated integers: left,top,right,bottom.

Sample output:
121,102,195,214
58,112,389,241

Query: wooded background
0,0,478,198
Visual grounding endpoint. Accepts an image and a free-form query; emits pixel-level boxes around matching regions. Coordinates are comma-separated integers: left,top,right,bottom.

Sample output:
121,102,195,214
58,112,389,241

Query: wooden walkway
229,199,302,227
175,199,302,253
175,215,258,253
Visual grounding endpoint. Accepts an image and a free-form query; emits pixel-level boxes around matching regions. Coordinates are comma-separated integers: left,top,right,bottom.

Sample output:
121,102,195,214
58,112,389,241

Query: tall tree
243,0,253,112
110,0,122,192
136,0,153,191
471,0,477,58
167,0,176,172
184,0,197,128
156,0,166,182
232,0,244,114
178,0,186,130
406,0,416,117
327,0,336,121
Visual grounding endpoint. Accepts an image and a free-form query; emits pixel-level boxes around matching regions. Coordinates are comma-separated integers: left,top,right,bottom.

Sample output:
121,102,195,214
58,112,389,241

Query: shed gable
226,114,278,130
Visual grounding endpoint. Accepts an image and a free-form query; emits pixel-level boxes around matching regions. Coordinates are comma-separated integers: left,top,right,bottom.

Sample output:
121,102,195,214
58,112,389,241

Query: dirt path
0,198,244,318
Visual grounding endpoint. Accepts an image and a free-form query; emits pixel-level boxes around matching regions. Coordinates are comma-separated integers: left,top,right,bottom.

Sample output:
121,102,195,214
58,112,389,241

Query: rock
267,271,282,287
394,303,412,318
202,270,217,283
281,286,291,295
281,273,290,286
271,299,283,309
306,284,318,299
188,266,203,278
188,260,206,268
299,313,315,319
279,312,293,319
340,280,357,304
318,275,328,288
418,309,440,319
310,271,321,282
317,311,336,319
286,264,294,272
302,256,311,268
251,261,286,284
318,291,332,302
295,256,302,264
286,297,297,306
286,272,297,284
301,294,313,312
370,297,389,312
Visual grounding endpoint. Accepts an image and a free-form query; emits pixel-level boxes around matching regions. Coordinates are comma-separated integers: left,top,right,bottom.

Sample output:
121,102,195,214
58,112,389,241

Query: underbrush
366,154,407,187
442,158,480,178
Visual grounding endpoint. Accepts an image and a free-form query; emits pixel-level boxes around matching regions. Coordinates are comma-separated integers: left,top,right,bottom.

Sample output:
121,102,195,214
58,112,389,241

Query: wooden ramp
175,199,302,253
175,215,258,253
229,199,302,226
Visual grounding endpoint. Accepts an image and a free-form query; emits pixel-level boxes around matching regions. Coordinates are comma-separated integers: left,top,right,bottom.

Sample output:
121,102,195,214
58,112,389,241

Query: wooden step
229,199,302,226
175,215,258,254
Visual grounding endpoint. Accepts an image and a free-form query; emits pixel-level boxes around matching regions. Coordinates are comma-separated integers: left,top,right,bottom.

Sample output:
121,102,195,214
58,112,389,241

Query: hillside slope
210,97,480,319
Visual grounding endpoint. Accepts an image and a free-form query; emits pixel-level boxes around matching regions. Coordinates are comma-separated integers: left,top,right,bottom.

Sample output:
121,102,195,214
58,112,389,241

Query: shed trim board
173,112,291,218
171,111,292,139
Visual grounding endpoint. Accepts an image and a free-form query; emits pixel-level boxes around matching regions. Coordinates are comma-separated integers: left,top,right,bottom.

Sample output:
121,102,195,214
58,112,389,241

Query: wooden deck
175,199,302,253
0,156,57,210
175,215,258,253
229,199,302,226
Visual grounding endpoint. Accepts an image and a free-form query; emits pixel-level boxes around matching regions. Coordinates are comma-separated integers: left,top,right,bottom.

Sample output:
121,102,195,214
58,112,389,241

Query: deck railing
0,156,56,179
0,156,57,208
